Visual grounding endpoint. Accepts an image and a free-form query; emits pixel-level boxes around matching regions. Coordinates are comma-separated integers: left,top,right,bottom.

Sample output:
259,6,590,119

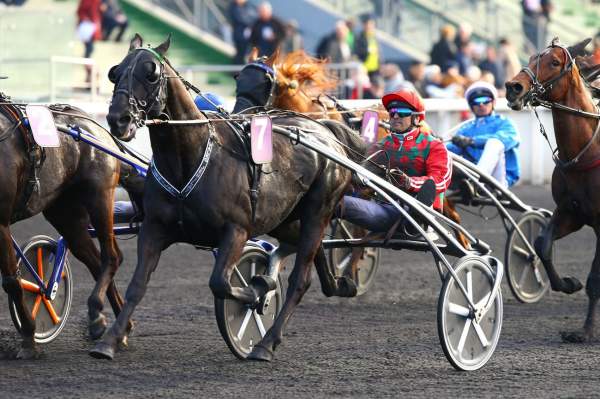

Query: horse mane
273,50,338,97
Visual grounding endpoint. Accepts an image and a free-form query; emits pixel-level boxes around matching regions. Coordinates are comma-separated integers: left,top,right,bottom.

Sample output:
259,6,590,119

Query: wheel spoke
472,320,490,348
37,247,44,281
236,309,253,340
234,267,249,288
457,318,471,354
336,253,352,272
466,270,473,301
448,302,470,317
31,295,42,319
19,279,41,294
250,261,256,277
253,311,267,337
512,245,531,259
42,297,60,324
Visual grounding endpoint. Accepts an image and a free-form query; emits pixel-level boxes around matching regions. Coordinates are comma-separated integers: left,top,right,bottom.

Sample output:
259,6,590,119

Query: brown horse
234,49,469,248
0,100,135,358
506,37,600,342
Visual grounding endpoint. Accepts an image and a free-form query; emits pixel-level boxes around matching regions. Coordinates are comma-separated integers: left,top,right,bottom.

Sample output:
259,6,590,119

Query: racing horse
233,49,470,248
0,98,136,358
90,34,366,361
505,37,600,342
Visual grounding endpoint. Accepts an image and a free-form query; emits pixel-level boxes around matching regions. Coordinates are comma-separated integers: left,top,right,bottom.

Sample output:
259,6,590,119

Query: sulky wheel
9,235,73,344
437,255,503,371
505,211,550,303
214,245,283,359
329,218,380,295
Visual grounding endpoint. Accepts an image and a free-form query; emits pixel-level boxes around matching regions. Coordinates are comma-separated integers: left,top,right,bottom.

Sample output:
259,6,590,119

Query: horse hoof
336,276,358,297
16,346,40,360
247,345,273,362
89,341,115,360
562,277,583,294
88,314,107,340
561,330,593,343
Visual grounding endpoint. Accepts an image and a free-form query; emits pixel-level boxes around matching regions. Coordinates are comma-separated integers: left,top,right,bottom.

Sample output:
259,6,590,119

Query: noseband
113,47,168,128
520,43,575,104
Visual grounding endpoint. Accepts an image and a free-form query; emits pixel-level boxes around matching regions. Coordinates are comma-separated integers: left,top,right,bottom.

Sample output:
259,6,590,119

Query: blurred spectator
481,71,496,87
456,41,474,75
455,22,472,52
465,65,482,85
363,74,385,99
381,63,414,93
354,14,381,79
424,64,459,98
441,61,466,96
497,38,521,84
249,1,285,57
478,46,502,88
345,17,357,50
76,0,102,82
344,64,371,99
316,20,352,63
430,25,457,72
282,19,303,54
407,60,427,98
521,0,553,51
101,0,128,42
229,0,254,64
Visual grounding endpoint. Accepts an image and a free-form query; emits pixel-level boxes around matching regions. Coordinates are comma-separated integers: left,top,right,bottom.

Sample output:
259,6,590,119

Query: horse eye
551,59,561,67
108,65,119,83
146,63,160,84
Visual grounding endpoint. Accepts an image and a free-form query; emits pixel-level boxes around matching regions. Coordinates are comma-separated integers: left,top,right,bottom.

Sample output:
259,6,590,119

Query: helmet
194,93,225,112
381,89,425,121
464,81,498,104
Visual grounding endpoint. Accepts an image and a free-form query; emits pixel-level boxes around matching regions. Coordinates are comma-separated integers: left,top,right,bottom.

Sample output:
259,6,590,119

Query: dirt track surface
0,185,599,398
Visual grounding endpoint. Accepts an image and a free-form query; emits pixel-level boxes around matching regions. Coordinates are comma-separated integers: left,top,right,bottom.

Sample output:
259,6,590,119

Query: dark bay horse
0,100,135,358
233,49,470,247
90,34,365,361
506,38,600,342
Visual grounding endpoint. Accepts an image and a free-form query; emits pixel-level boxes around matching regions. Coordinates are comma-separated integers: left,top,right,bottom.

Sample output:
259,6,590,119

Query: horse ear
129,33,143,52
267,47,281,66
154,34,172,56
568,38,592,57
248,47,259,62
576,55,600,82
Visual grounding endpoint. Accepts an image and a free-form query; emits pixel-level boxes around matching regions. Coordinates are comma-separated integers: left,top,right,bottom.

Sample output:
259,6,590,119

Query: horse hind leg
442,197,470,249
534,207,584,294
561,228,600,343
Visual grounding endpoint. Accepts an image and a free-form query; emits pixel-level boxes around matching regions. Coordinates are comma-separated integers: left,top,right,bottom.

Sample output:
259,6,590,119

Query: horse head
106,33,171,141
232,48,279,113
505,37,591,110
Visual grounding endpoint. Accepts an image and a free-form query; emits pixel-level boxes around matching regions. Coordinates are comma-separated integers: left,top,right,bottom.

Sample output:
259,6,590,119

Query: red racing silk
370,126,452,210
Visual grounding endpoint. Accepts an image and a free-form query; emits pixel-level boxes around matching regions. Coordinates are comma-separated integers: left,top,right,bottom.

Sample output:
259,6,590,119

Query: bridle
518,42,600,170
111,47,170,129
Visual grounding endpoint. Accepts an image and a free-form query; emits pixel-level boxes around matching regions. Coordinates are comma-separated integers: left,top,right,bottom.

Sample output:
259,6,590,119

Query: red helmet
382,89,426,121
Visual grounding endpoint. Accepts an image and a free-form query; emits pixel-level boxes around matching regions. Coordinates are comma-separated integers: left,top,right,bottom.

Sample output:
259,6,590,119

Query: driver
447,81,521,187
338,88,452,234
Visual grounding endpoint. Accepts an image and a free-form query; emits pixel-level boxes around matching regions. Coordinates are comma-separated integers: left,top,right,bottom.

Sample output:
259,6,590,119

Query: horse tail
318,119,367,163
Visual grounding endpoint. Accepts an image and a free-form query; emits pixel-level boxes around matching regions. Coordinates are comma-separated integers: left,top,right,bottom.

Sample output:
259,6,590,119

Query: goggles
469,96,493,107
388,107,414,118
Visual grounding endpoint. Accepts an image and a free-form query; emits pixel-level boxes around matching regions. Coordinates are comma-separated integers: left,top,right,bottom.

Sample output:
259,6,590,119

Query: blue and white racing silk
447,112,521,186
194,93,225,112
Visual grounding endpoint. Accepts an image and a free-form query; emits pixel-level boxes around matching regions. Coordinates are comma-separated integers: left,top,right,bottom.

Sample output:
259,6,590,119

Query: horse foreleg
0,224,38,359
247,217,325,362
534,207,584,294
313,244,357,297
209,224,259,303
561,229,600,343
89,222,167,360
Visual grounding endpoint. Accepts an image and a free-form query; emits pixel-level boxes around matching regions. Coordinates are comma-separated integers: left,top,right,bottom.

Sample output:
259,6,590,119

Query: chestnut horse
233,49,469,248
90,35,366,361
0,99,135,358
506,38,600,342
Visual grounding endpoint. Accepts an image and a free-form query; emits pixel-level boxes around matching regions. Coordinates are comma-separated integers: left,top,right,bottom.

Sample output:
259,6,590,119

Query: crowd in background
229,1,530,100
